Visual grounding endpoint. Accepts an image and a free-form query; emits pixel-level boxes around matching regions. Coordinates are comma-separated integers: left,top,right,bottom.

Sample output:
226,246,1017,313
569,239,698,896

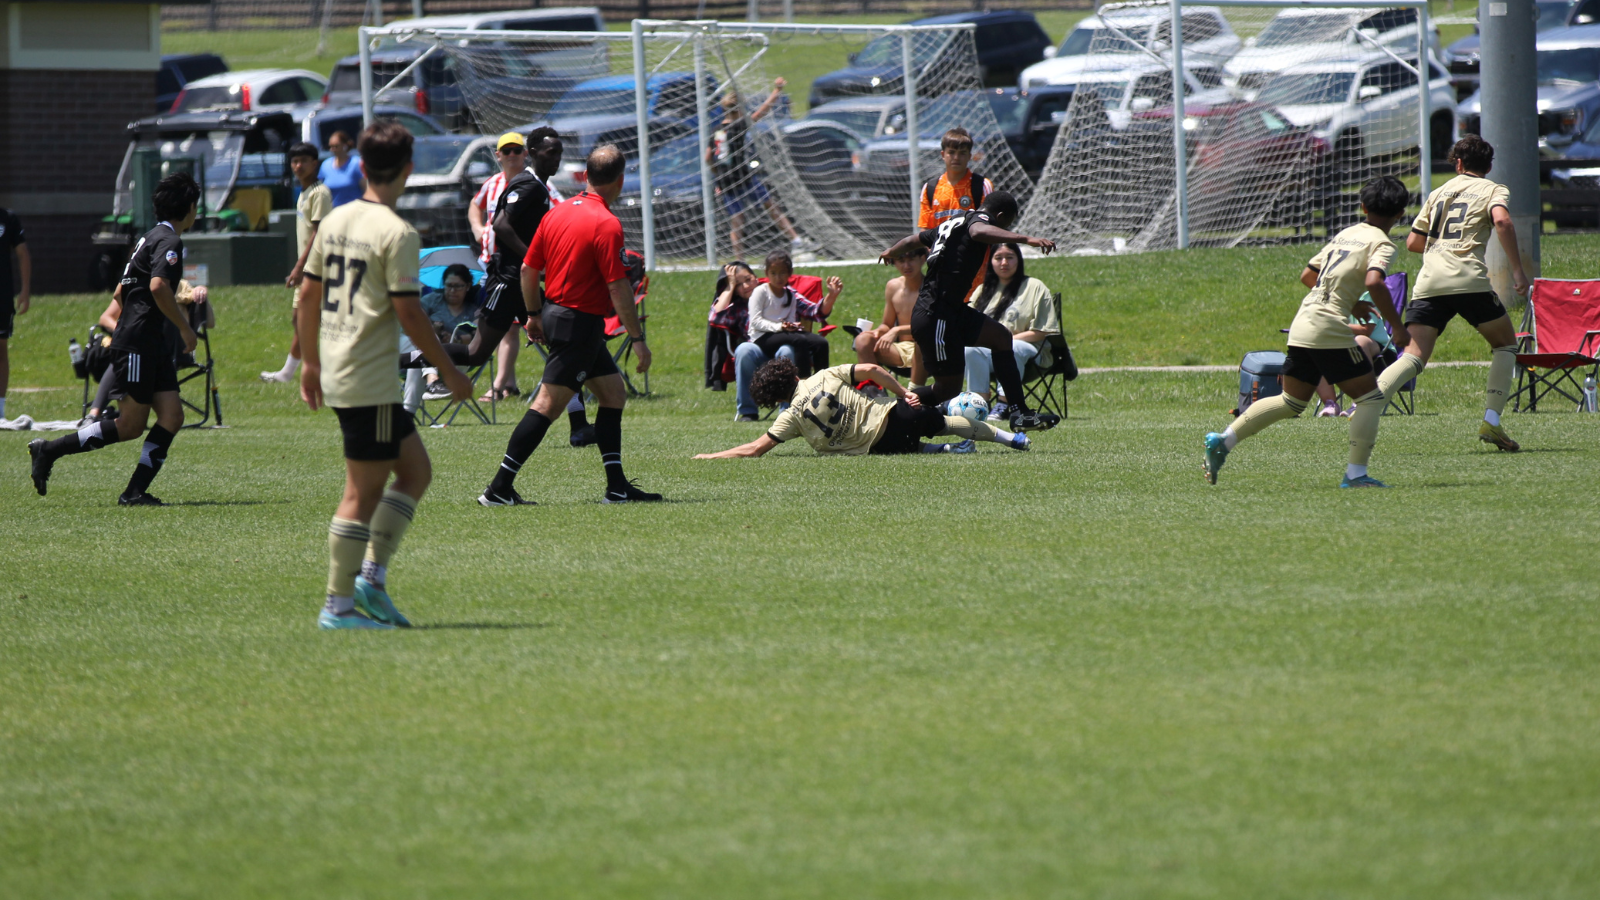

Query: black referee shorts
1405,291,1508,332
539,304,619,391
109,345,179,405
911,303,988,378
334,404,417,461
869,399,947,455
477,276,524,333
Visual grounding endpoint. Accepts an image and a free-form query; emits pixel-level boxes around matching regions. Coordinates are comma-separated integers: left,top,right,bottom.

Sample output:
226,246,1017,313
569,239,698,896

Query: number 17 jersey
767,365,895,455
1410,173,1510,300
304,199,422,408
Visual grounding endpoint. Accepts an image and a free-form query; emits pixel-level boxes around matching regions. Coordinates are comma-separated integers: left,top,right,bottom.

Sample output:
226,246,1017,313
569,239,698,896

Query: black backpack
923,170,986,216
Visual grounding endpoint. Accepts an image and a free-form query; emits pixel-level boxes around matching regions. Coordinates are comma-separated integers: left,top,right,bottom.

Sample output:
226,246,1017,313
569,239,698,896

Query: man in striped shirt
467,132,535,399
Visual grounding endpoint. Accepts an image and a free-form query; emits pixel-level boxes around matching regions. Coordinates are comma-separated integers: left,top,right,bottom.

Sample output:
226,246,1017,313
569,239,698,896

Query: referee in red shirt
479,144,660,505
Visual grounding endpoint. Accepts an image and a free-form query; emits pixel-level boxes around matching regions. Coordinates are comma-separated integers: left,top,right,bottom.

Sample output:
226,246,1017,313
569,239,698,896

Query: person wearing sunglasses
466,132,534,401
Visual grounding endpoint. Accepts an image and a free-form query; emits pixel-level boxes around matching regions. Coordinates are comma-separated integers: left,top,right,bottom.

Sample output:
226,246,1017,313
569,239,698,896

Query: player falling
1204,176,1412,488
879,191,1059,432
1382,134,1530,451
29,173,203,505
694,360,1032,459
297,121,472,630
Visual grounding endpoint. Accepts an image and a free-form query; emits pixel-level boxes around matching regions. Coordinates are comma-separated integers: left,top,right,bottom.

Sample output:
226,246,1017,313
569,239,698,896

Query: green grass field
3,236,1598,896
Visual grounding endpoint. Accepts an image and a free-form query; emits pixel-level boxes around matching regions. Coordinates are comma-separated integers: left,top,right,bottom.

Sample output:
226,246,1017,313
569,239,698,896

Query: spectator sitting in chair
716,260,795,421
417,264,481,399
854,242,926,386
1313,294,1393,418
748,250,840,378
962,242,1058,421
729,254,841,421
87,280,211,421
708,260,755,389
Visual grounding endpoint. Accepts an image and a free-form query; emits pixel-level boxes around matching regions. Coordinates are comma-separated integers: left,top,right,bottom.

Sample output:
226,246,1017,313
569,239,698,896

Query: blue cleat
318,608,394,630
1339,474,1390,488
949,439,977,454
1203,432,1230,484
1007,433,1031,452
354,576,411,628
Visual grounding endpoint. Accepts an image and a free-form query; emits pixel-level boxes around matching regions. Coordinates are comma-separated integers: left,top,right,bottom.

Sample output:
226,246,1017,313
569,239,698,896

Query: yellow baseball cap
496,131,526,151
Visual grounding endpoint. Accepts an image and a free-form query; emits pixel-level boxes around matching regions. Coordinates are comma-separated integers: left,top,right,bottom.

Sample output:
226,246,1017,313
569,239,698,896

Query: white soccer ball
946,392,989,423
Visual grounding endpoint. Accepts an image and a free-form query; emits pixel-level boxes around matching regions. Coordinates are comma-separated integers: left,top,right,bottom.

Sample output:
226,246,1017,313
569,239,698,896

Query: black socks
488,409,552,496
46,419,122,457
595,406,629,493
123,424,174,497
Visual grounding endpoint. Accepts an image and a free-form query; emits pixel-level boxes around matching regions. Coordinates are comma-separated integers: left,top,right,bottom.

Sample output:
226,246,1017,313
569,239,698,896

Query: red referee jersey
523,190,626,317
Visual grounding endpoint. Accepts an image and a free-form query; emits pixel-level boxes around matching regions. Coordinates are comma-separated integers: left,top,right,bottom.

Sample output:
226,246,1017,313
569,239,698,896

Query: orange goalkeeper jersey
918,171,994,229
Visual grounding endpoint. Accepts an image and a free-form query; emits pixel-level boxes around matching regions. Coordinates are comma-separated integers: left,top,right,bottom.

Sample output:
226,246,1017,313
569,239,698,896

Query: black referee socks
595,406,629,492
489,409,552,496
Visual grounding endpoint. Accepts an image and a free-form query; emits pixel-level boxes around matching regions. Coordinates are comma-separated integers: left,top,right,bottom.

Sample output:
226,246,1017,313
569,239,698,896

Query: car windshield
412,140,473,174
1537,1,1573,31
550,87,635,118
1080,81,1129,110
1537,47,1600,85
1258,71,1353,105
806,108,883,137
1070,21,1153,54
651,135,700,176
175,85,242,112
853,32,948,69
1255,14,1354,48
987,91,1030,134
917,93,992,134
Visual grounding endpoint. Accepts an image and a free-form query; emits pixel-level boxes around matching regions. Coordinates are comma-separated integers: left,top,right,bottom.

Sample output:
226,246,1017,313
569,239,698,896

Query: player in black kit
29,173,203,504
879,190,1059,431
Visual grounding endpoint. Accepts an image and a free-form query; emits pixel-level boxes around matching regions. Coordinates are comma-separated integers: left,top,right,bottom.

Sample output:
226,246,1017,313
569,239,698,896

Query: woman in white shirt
963,243,1059,413
747,250,840,377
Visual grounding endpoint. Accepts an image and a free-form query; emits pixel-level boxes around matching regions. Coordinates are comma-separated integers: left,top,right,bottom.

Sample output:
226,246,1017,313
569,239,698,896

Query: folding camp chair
1020,292,1077,420
176,324,223,428
1377,271,1414,415
418,323,497,426
1512,278,1600,412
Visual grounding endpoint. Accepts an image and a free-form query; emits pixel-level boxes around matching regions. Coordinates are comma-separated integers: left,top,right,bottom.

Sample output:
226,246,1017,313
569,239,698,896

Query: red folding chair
1512,278,1600,412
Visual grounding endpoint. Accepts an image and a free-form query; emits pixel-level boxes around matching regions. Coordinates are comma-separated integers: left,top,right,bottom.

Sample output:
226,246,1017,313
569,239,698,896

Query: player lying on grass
878,191,1059,432
1204,175,1411,488
1381,134,1530,452
694,359,1031,459
29,173,203,505
298,120,472,630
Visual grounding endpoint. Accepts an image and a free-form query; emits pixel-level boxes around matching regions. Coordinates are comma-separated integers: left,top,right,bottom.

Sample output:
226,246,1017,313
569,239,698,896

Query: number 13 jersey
767,365,895,455
1410,173,1510,300
305,199,422,408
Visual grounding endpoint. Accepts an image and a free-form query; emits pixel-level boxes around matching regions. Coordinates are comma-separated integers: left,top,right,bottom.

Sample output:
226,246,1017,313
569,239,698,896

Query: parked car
394,135,500,245
542,73,714,196
1020,6,1240,90
1225,7,1441,99
804,96,909,139
297,104,447,148
808,10,1052,107
1458,24,1600,158
1444,0,1574,99
378,6,608,80
1031,58,1231,133
325,46,544,132
157,53,227,114
1254,52,1457,172
170,69,327,116
852,85,1083,183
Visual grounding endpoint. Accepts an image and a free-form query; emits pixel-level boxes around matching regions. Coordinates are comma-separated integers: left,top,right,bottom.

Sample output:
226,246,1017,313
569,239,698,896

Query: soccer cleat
28,439,54,496
318,608,394,630
117,492,165,506
1008,409,1060,432
603,480,663,503
478,487,534,507
949,439,977,454
1008,433,1032,451
569,424,598,447
1202,432,1230,484
1339,474,1390,488
354,576,411,628
1478,422,1521,452
734,413,758,422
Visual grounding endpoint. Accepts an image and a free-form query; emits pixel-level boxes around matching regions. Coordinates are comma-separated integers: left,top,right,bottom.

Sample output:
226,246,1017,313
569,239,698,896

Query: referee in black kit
478,144,660,506
30,173,203,505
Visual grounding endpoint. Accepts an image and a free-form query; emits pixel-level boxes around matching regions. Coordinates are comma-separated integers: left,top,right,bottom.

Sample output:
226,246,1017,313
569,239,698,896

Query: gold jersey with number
305,199,422,408
296,182,333,254
767,365,895,455
1410,174,1511,299
1288,222,1396,350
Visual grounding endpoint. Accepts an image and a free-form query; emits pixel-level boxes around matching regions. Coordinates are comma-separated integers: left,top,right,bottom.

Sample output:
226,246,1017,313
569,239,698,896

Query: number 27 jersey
304,199,422,408
1411,174,1510,299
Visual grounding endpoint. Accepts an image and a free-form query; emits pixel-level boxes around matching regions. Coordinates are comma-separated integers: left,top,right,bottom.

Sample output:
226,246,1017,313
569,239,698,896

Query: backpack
1236,350,1286,415
923,171,986,215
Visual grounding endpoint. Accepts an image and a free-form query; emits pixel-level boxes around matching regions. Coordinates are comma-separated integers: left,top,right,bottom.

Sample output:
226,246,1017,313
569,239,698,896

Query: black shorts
477,276,524,333
1405,291,1507,332
109,345,179,405
539,304,620,391
333,404,417,461
911,303,988,378
869,399,947,455
0,296,13,339
1282,344,1373,387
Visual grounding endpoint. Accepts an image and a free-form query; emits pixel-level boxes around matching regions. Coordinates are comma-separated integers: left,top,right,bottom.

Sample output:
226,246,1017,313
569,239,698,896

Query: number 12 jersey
1410,173,1510,300
305,199,422,408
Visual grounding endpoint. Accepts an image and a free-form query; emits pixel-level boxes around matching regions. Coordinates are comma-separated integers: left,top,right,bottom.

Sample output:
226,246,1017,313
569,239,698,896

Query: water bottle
1583,373,1598,413
68,337,83,367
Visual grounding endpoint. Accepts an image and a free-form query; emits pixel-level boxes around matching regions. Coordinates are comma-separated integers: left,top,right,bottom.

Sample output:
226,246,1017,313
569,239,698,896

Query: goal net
362,19,1035,267
1019,0,1441,254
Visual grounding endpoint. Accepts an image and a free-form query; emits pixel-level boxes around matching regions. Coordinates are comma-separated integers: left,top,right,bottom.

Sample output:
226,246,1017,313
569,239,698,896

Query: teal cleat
949,439,977,454
318,608,394,630
354,576,412,628
1339,474,1390,488
1203,432,1230,484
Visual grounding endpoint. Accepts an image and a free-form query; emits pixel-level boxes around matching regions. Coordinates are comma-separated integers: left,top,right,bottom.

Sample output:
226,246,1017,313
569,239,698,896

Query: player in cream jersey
694,361,1032,459
1205,176,1411,488
264,143,333,383
298,121,470,631
1379,135,1531,452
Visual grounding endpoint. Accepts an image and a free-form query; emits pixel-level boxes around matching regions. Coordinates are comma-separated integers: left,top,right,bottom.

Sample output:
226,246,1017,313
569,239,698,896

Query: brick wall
0,69,153,294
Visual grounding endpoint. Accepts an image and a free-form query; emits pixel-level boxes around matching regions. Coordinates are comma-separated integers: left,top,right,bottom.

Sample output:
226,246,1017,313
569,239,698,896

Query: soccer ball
946,392,989,423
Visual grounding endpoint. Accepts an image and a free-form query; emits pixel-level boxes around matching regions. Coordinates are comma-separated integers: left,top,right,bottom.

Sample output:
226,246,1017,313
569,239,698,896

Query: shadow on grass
166,500,280,507
415,622,553,631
